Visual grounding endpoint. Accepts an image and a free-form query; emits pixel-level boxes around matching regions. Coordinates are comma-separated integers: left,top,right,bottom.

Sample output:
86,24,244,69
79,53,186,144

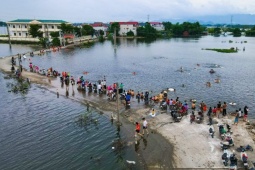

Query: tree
29,24,43,38
126,30,134,36
162,22,172,31
109,22,120,36
51,37,60,46
137,22,157,38
50,31,59,38
214,27,221,35
232,28,241,37
82,25,95,36
245,26,255,36
99,30,104,36
60,23,74,34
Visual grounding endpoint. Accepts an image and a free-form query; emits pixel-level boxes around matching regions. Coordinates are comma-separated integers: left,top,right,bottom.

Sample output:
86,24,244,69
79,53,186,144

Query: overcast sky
1,0,255,23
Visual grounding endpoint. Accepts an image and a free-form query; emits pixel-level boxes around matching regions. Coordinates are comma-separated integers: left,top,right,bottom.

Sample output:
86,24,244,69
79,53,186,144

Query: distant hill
161,14,255,25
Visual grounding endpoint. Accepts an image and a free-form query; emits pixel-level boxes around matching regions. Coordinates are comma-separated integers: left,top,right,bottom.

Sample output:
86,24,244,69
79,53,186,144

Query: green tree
162,22,172,31
126,30,134,36
82,25,95,36
245,26,255,36
137,22,157,38
60,23,74,34
29,24,43,38
109,22,120,36
232,28,241,37
99,30,104,36
214,27,221,35
51,37,60,46
50,31,59,38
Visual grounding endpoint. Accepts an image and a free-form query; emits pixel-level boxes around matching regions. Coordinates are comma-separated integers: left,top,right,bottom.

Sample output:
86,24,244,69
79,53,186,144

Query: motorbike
222,150,229,166
171,110,182,122
240,149,249,169
221,136,234,150
196,112,204,123
209,126,214,138
236,145,253,152
190,111,195,123
218,124,227,140
160,100,167,110
226,124,233,134
229,153,238,170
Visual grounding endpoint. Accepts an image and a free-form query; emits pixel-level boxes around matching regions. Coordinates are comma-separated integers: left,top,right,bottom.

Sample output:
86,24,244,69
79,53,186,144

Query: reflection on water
0,73,142,170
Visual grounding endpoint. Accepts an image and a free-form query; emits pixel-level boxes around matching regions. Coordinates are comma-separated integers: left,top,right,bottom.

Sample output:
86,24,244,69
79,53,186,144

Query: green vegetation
60,23,95,37
126,30,134,37
163,21,205,37
232,28,241,37
109,22,120,36
204,48,238,53
245,26,255,37
137,22,157,38
29,24,43,38
6,76,30,94
98,35,104,42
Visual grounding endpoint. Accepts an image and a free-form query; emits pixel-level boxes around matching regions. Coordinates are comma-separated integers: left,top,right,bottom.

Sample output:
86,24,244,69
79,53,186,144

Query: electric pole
6,24,11,49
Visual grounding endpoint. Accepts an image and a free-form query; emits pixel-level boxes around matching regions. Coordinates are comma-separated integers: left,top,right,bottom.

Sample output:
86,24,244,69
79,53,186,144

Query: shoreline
0,53,175,169
1,50,255,169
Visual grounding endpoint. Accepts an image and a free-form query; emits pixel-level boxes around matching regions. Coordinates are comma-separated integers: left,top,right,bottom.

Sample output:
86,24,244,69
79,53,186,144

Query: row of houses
6,19,165,38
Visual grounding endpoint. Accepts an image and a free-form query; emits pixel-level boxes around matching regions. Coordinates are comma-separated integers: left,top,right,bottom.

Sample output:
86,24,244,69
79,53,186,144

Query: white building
111,22,139,36
6,19,69,38
90,22,108,36
149,22,164,31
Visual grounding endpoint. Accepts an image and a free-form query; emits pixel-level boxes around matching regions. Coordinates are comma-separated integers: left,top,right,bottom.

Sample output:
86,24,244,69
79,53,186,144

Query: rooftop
8,19,68,23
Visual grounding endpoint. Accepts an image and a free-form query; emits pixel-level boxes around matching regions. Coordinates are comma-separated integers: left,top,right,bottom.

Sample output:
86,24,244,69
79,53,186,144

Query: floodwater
10,36,255,115
0,35,255,169
0,73,145,170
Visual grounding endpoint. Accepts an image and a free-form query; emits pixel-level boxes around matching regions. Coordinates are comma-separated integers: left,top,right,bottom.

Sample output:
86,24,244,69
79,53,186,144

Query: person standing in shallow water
142,118,149,135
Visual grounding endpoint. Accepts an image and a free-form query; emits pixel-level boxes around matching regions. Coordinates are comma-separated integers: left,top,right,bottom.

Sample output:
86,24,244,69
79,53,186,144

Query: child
135,122,143,137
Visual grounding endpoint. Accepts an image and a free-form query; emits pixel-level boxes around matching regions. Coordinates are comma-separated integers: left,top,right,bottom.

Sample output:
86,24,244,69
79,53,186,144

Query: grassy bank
204,48,237,53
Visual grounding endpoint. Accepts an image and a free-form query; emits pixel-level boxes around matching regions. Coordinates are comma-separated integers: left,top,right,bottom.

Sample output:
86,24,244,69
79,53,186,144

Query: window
14,33,16,36
25,25,27,28
19,33,21,36
26,33,28,36
19,25,21,28
45,25,47,28
13,25,15,28
52,26,54,29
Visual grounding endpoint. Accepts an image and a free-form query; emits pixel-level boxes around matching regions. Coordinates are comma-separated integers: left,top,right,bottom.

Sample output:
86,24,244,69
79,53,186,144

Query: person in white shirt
97,84,101,94
142,118,149,135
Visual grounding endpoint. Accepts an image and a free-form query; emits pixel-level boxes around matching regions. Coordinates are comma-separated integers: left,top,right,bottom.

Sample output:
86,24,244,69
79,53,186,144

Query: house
111,22,139,36
90,22,108,36
149,22,164,31
6,19,69,38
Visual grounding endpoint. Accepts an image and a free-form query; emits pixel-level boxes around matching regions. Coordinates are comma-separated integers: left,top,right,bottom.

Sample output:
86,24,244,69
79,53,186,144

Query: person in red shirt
135,122,143,137
212,107,217,116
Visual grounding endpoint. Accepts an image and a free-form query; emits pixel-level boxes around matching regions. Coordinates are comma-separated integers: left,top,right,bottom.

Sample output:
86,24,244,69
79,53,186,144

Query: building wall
7,23,62,38
119,24,137,36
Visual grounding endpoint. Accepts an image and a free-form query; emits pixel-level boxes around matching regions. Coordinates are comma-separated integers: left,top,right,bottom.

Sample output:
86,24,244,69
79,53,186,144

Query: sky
1,0,255,23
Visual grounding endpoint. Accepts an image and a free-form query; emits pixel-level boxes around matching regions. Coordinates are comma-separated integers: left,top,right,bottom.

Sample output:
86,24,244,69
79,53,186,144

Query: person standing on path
222,102,227,116
135,122,143,137
142,118,149,135
243,106,249,122
234,110,239,125
217,101,221,118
